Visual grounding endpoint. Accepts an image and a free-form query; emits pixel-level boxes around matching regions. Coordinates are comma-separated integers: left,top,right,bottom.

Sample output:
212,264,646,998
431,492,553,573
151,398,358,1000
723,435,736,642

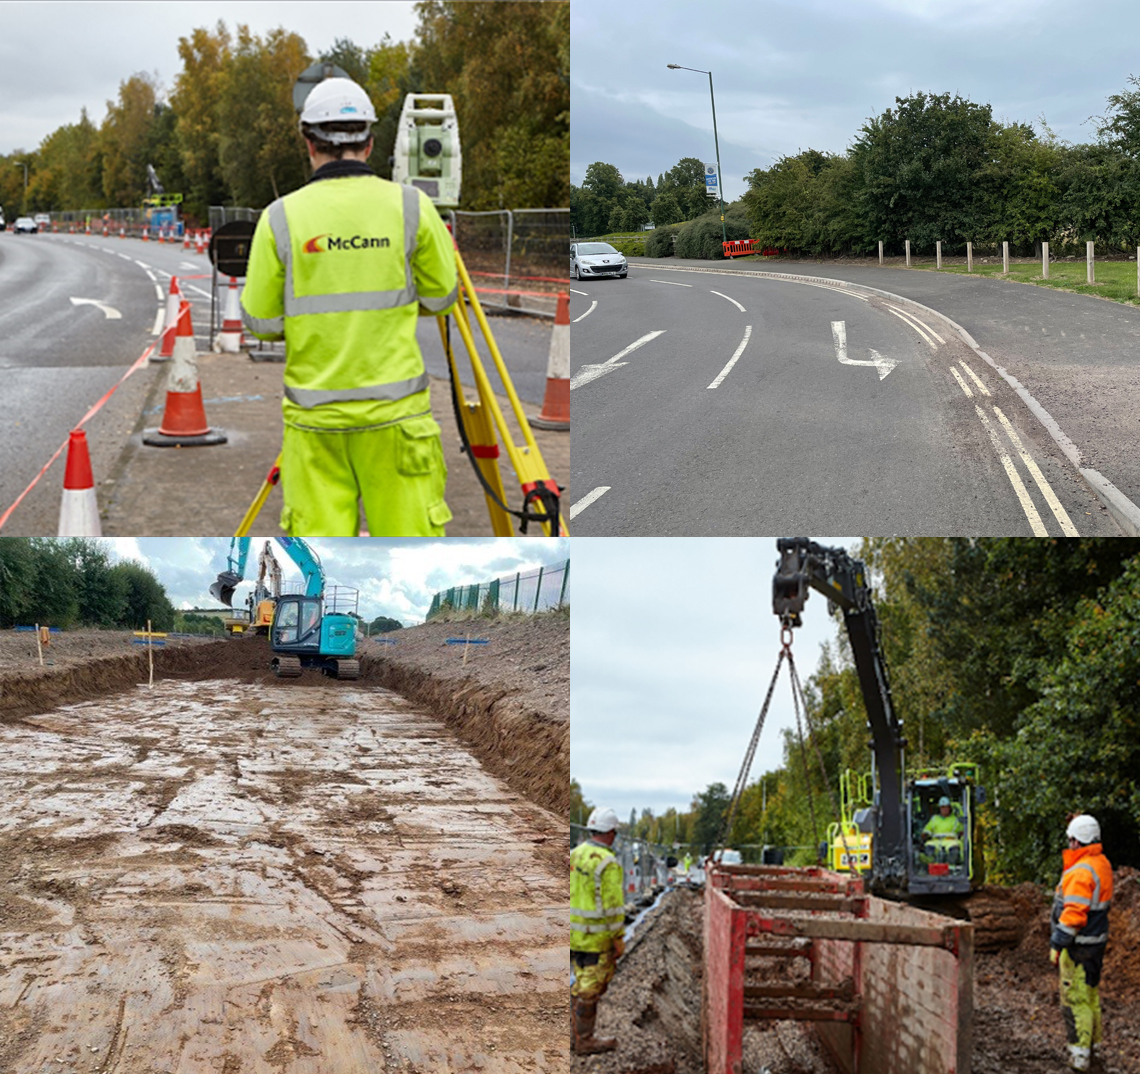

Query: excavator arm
773,539,908,890
210,537,325,607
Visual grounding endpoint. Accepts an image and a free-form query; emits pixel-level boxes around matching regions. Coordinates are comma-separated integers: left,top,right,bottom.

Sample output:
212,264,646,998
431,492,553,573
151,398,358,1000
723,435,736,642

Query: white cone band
58,488,102,537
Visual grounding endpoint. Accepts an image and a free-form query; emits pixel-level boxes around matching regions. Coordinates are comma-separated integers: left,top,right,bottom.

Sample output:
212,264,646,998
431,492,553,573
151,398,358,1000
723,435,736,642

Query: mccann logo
303,233,392,253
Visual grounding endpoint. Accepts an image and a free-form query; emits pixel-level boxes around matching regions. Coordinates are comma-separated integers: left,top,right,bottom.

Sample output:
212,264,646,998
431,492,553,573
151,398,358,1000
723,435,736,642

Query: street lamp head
667,64,679,69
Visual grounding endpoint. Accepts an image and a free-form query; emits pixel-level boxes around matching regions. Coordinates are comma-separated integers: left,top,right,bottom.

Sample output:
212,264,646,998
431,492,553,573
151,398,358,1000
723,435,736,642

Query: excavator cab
270,589,359,679
905,765,981,895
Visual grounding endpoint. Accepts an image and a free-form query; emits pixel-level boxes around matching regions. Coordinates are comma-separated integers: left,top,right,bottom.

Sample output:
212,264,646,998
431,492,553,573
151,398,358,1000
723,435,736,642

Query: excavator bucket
210,570,242,608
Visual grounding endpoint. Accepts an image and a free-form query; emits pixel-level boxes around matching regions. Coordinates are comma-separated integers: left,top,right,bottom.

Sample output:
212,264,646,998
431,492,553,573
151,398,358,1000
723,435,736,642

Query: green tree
570,778,593,827
216,24,311,205
368,615,404,633
100,73,161,207
111,561,175,631
692,782,731,854
171,23,232,221
1096,73,1140,157
851,91,999,250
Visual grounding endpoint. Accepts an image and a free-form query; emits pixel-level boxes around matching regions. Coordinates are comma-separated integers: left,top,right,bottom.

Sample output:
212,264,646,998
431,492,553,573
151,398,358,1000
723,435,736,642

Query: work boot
572,998,617,1055
1068,1044,1091,1071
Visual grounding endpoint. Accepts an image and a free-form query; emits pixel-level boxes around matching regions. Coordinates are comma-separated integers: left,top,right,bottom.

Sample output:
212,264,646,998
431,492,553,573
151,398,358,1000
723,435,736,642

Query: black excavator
773,538,1023,950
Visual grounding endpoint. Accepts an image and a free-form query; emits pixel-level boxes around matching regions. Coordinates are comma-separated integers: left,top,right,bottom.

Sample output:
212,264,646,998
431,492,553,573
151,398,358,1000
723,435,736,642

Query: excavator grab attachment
210,570,243,608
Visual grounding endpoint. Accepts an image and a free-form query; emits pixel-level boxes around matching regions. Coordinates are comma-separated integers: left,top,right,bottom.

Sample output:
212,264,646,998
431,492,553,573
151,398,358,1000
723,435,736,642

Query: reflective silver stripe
1074,932,1108,944
271,187,421,319
573,906,621,920
419,284,459,312
1066,895,1092,907
572,922,623,936
1056,922,1078,935
284,372,430,408
241,308,284,335
288,287,417,314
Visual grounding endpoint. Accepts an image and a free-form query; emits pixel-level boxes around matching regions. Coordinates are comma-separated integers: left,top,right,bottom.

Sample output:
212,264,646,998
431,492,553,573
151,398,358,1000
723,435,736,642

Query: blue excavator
209,537,360,679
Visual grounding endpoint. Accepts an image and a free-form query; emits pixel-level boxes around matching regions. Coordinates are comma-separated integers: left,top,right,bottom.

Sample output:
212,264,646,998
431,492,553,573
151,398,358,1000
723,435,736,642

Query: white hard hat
300,78,376,142
587,807,620,833
1066,814,1100,844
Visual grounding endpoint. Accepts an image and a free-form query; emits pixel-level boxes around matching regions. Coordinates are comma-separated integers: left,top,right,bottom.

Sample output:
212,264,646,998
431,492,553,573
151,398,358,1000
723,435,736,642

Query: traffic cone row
143,304,227,447
57,430,101,536
216,277,245,353
529,291,570,431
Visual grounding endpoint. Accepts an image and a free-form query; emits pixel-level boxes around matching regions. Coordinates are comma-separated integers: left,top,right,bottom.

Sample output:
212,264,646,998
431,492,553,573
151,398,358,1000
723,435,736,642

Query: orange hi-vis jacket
1050,842,1113,951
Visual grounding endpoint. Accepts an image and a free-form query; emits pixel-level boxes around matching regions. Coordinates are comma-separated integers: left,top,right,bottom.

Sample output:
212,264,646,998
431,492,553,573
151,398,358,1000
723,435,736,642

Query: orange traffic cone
58,430,102,536
195,231,206,255
156,278,184,361
216,277,245,353
529,292,570,431
143,305,227,447
142,226,149,241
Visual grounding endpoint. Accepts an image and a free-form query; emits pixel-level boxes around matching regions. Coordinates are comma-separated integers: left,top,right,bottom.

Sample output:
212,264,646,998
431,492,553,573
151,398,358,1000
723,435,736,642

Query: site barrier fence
426,559,568,620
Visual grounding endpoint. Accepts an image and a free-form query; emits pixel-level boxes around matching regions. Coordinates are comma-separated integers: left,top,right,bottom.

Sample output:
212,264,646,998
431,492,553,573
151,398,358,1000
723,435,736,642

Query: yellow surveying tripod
235,245,567,538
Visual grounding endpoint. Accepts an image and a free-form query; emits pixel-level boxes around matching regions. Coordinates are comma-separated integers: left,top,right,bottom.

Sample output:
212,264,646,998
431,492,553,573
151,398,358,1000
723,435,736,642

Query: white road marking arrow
70,297,122,320
831,320,896,380
570,330,665,390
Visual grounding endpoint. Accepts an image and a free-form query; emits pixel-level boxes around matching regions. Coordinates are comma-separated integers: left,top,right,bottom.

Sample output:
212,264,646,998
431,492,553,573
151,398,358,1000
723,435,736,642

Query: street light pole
667,63,727,244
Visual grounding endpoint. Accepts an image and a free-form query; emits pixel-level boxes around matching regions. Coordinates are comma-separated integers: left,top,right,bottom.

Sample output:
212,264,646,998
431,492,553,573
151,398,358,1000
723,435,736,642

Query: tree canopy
0,4,568,222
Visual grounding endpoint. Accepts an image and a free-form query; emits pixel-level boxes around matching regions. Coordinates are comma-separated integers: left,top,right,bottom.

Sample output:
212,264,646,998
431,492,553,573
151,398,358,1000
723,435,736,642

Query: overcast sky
103,537,569,625
571,0,1140,203
0,1,421,156
571,538,854,821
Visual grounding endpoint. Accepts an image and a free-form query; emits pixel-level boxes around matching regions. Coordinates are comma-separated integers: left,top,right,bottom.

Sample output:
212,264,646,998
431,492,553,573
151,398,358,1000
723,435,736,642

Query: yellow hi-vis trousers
1060,949,1103,1050
280,415,452,536
571,949,617,1003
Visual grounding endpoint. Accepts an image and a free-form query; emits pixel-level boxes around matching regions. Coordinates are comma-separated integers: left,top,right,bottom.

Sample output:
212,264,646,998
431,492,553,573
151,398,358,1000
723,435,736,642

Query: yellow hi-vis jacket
571,838,625,953
241,161,459,430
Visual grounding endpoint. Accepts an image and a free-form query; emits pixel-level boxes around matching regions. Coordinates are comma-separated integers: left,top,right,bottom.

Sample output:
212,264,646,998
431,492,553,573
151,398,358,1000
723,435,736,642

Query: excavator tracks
334,659,360,680
273,655,302,677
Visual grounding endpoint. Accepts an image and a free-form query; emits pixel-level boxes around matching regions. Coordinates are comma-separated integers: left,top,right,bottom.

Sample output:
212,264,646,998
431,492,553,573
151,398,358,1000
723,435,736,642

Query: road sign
705,162,720,196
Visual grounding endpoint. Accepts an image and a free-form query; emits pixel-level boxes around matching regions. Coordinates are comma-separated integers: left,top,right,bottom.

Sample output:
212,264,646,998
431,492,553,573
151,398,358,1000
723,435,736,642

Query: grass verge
914,257,1140,307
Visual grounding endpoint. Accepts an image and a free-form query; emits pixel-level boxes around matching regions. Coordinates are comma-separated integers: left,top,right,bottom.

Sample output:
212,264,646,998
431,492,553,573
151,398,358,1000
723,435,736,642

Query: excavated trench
0,624,568,1073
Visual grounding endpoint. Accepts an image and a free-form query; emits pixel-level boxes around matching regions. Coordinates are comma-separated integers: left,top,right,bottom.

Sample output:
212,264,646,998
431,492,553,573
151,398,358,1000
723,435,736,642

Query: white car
571,242,627,280
13,216,36,234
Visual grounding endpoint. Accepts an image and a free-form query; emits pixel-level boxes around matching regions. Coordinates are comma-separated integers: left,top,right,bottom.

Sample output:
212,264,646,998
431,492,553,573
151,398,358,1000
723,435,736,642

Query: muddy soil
577,874,1140,1074
0,679,565,1073
0,617,569,1072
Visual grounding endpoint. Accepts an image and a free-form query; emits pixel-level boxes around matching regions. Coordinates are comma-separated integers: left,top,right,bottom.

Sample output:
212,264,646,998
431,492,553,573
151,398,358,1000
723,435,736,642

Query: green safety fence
427,559,569,620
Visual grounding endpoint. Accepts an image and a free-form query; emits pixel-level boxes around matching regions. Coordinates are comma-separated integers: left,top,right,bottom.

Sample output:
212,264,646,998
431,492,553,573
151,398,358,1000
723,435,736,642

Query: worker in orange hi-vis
1049,814,1113,1072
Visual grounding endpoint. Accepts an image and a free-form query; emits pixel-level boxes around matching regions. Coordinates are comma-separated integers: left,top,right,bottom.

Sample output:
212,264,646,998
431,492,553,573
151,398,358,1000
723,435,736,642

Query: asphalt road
568,264,1120,536
0,231,550,535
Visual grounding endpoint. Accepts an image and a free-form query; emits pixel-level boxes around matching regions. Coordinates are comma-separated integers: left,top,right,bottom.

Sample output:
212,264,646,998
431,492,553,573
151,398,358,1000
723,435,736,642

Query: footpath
98,346,568,538
629,255,1140,533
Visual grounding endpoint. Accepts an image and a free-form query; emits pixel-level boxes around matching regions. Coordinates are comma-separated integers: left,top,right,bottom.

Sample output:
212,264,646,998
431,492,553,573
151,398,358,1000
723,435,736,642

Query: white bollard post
879,240,884,266
905,239,911,267
936,240,942,269
1043,241,1049,279
1003,241,1009,274
967,242,973,273
1087,240,1095,284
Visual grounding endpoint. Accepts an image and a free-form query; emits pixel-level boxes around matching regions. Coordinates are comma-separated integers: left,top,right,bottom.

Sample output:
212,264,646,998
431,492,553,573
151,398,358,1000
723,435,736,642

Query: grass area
577,231,648,256
915,257,1140,307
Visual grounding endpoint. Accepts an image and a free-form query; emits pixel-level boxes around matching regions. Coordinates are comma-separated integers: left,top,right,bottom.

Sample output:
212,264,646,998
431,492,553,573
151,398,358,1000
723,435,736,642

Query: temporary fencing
571,824,682,899
449,208,569,318
426,559,568,620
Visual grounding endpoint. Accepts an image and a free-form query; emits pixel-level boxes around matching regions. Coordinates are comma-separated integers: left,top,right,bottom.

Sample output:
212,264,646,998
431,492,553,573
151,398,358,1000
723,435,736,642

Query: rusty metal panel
704,883,747,1074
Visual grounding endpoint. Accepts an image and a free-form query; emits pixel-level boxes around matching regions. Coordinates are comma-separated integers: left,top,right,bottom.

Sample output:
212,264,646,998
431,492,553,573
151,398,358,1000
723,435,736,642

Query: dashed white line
570,288,589,296
186,284,214,299
649,279,693,287
570,330,665,390
707,326,753,389
569,486,611,519
573,301,598,323
151,308,165,335
710,289,746,312
959,360,991,396
975,405,1048,536
992,406,1079,536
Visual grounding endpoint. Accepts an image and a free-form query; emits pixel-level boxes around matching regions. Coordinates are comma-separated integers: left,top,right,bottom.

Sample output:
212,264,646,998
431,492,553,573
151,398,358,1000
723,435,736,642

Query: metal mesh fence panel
452,207,568,318
426,560,568,620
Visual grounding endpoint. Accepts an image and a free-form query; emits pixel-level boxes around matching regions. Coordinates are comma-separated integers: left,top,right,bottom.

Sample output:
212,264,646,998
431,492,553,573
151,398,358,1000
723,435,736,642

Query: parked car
0,209,6,231
34,213,51,231
570,241,627,280
13,217,37,233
